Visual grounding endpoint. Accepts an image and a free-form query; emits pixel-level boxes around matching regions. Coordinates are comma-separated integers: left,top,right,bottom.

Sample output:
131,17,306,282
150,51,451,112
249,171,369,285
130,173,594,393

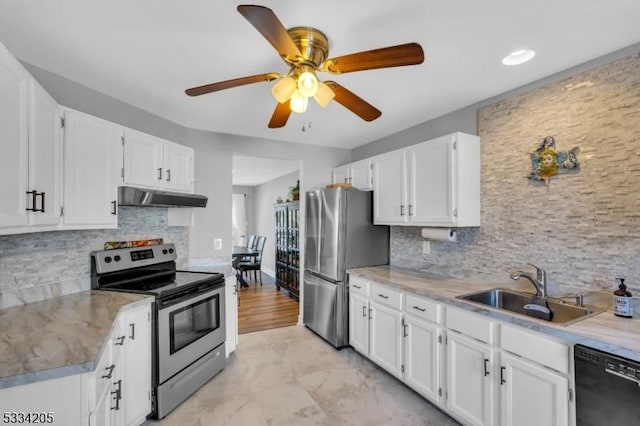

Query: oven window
169,294,220,354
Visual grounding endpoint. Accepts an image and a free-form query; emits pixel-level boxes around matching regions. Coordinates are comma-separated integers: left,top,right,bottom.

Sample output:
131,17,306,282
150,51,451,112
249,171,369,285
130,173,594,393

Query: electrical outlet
422,240,431,254
214,238,222,250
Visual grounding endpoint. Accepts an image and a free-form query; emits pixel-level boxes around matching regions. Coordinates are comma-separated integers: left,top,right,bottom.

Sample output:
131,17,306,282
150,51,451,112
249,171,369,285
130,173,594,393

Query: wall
390,52,640,298
253,171,300,276
0,207,188,308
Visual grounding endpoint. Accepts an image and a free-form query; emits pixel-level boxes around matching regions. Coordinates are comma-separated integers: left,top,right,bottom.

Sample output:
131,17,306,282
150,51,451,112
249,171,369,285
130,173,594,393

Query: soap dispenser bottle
613,278,633,318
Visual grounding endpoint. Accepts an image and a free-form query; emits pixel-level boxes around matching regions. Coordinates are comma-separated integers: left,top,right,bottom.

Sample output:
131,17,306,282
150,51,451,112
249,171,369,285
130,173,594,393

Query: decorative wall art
527,136,580,184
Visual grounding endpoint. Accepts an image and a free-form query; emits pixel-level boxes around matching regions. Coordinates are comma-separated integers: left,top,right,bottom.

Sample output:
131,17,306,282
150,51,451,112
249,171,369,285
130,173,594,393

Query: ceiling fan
185,4,425,128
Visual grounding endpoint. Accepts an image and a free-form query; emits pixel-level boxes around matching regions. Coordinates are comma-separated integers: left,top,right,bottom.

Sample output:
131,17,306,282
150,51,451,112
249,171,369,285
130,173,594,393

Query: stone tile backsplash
391,52,640,298
0,207,188,308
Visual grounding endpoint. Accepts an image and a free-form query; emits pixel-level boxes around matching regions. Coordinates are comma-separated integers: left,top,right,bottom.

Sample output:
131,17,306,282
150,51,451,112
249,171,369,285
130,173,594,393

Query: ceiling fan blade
185,73,279,96
322,43,424,74
268,102,292,128
325,81,381,122
237,5,302,62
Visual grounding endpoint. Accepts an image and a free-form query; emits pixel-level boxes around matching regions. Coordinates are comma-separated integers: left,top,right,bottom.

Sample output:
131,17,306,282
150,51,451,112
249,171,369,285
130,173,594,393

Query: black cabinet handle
412,305,426,312
101,364,115,379
115,336,125,346
166,169,171,182
400,205,405,216
157,167,163,180
36,192,45,212
25,191,37,212
129,323,135,340
500,366,506,384
484,358,490,376
362,306,366,317
111,200,117,215
352,284,361,289
378,294,389,299
402,320,408,337
110,379,122,410
408,204,413,216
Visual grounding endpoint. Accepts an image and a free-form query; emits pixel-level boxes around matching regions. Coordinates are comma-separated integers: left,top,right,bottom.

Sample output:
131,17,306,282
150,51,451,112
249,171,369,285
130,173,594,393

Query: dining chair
238,236,266,285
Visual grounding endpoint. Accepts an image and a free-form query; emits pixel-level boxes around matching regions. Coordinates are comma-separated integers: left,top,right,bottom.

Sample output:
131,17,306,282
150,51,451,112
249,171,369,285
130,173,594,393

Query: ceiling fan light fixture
502,49,535,66
314,81,335,108
297,70,319,97
271,76,297,103
290,90,308,113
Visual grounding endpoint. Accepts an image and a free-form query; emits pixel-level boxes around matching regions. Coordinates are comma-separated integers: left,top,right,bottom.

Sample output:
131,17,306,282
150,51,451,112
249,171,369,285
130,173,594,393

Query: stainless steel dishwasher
574,344,640,425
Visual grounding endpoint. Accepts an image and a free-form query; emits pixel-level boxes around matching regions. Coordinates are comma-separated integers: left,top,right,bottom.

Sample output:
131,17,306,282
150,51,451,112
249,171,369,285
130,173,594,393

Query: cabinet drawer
349,276,369,297
371,283,402,311
500,324,569,374
445,306,492,343
405,293,440,323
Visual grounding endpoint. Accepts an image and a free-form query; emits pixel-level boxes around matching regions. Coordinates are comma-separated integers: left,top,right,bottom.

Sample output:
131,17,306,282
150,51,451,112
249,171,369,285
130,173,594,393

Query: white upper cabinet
61,108,120,228
372,132,480,227
123,129,194,193
0,42,61,235
331,159,373,190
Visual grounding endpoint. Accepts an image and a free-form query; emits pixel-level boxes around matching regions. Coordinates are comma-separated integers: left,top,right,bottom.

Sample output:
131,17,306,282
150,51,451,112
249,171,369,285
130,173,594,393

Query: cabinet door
349,159,373,191
62,109,119,227
225,276,238,357
163,141,194,193
500,352,569,426
331,164,349,185
0,44,29,230
123,129,163,189
405,316,441,403
446,332,494,426
370,302,403,378
349,292,369,356
372,150,407,225
29,80,61,227
407,136,455,225
120,303,152,426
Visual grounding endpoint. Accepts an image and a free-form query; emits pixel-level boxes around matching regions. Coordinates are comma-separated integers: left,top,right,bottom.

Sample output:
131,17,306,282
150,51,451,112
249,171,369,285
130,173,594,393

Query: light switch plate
422,240,431,254
214,238,222,250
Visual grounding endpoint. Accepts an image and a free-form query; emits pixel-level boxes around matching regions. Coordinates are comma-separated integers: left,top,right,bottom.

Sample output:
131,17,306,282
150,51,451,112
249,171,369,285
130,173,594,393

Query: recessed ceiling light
502,49,535,66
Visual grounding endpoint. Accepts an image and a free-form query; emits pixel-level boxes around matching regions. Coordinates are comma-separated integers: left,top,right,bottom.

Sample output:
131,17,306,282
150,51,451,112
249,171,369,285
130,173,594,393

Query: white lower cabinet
349,292,370,356
348,276,573,426
499,352,569,426
404,315,442,403
446,332,495,426
370,301,404,378
225,276,238,357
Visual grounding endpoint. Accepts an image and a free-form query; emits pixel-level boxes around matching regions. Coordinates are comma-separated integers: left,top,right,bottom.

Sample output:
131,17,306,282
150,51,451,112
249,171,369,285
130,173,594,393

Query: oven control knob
168,248,174,254
104,256,112,263
114,255,121,262
162,249,168,255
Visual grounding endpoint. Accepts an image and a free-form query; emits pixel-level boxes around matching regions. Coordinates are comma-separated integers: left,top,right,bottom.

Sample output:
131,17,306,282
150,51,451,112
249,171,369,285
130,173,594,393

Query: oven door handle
158,281,224,309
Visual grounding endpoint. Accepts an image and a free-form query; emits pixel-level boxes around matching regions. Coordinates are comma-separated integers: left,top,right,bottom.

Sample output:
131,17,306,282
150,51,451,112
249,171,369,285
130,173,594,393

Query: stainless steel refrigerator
303,187,389,348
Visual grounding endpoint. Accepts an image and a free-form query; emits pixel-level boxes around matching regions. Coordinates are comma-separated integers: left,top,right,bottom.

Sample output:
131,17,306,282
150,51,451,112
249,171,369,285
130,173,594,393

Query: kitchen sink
456,288,604,325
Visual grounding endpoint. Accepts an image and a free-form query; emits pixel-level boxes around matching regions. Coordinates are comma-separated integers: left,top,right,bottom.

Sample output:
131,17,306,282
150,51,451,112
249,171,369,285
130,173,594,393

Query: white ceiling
232,155,299,187
0,1,639,149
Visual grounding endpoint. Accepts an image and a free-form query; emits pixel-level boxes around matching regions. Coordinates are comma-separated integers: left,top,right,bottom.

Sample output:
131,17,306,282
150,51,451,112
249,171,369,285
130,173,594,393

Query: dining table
232,245,259,288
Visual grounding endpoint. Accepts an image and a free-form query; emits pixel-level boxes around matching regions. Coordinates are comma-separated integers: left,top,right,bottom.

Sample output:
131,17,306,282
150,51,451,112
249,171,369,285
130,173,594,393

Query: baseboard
261,267,275,277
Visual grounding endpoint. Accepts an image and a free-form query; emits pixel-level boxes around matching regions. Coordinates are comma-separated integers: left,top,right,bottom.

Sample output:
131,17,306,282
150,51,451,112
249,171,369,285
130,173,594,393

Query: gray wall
253,171,300,276
389,51,640,299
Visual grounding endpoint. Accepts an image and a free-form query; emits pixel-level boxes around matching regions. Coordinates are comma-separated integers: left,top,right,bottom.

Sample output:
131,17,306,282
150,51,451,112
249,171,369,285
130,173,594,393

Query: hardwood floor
237,272,299,335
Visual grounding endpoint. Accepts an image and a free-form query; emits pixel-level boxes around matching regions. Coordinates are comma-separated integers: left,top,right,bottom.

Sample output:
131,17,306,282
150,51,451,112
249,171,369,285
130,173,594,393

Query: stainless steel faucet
510,263,547,297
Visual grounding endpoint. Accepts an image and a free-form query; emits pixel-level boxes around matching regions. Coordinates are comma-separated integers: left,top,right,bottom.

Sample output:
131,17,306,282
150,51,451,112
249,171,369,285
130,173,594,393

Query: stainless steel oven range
91,243,225,419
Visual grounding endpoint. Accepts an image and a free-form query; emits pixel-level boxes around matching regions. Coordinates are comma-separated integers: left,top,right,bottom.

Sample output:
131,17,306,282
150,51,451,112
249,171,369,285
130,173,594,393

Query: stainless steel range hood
118,186,208,208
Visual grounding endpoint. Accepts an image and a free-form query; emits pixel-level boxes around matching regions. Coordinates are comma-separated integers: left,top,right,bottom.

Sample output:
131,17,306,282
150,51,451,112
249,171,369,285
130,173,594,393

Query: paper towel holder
421,227,458,242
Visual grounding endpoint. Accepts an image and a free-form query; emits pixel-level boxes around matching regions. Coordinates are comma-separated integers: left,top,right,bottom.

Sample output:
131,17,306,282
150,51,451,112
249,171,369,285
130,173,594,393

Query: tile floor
146,325,459,426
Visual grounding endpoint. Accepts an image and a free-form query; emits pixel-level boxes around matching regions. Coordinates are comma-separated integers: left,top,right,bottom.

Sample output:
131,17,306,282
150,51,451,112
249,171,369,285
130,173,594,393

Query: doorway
232,155,300,334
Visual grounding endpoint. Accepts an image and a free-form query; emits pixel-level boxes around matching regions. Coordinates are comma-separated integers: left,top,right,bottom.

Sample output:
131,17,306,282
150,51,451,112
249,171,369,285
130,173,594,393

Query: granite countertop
0,290,153,389
176,256,234,278
349,265,640,363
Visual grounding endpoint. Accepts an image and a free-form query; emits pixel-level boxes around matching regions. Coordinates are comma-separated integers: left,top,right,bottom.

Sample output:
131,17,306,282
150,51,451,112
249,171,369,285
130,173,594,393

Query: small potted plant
289,180,300,201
